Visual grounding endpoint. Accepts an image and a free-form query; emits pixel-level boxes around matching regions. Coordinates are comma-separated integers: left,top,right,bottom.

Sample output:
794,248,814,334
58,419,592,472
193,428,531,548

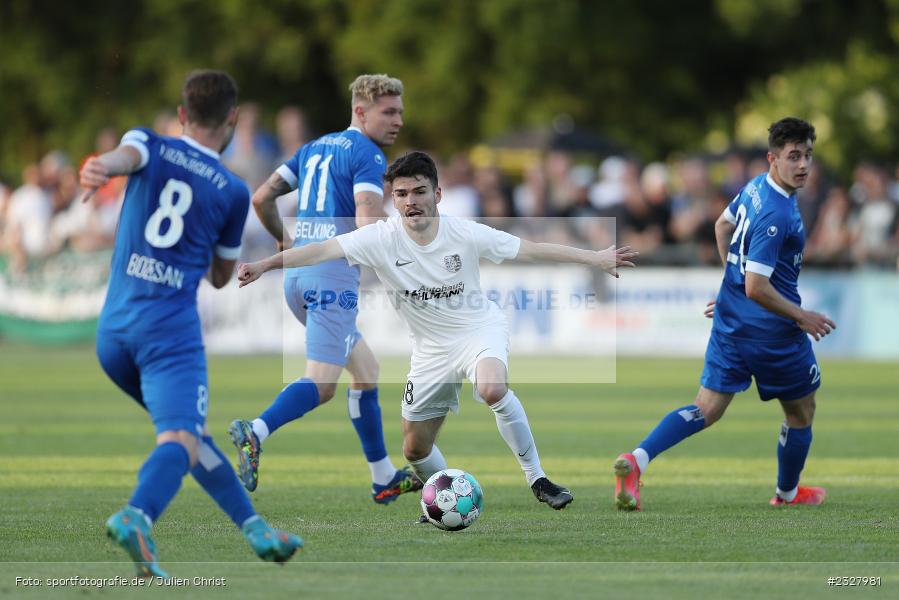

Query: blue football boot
372,467,423,505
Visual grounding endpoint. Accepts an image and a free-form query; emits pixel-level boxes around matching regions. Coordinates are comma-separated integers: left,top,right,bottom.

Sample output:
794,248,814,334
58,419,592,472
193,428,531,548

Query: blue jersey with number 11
713,173,806,341
98,128,250,339
275,126,386,283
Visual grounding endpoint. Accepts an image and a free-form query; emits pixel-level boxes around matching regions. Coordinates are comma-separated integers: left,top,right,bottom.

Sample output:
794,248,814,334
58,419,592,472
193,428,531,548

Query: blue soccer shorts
96,332,208,436
283,276,362,367
700,331,821,401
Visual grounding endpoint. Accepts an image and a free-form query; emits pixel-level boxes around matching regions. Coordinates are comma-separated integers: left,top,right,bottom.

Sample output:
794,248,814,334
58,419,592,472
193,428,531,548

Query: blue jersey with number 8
713,173,806,341
98,128,249,338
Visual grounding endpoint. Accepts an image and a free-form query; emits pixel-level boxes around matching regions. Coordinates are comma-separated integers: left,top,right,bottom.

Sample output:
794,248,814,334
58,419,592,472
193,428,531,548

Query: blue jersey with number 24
712,173,806,341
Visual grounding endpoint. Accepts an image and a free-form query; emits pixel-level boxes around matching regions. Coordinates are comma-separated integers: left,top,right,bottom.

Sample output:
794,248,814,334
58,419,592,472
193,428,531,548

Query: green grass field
1,343,896,598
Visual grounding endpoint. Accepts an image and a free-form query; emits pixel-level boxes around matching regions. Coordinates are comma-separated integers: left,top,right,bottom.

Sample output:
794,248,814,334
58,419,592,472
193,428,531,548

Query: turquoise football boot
242,516,303,563
106,506,168,578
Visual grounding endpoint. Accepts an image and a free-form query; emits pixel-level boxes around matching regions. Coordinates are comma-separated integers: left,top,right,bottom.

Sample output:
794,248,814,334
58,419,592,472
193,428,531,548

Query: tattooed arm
354,190,388,228
252,171,295,250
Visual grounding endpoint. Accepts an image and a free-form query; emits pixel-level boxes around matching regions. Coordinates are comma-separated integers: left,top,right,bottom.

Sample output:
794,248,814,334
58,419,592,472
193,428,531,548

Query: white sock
408,445,447,483
490,390,545,486
633,448,650,473
251,418,270,443
776,486,798,502
370,456,398,486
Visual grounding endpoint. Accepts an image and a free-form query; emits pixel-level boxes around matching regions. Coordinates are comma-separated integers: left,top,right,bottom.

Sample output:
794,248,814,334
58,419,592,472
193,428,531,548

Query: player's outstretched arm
237,238,345,287
745,272,836,340
253,172,295,250
513,240,638,278
78,145,143,203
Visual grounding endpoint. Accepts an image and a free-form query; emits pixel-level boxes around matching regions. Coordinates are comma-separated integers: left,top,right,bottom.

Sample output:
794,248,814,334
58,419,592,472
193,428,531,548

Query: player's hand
237,261,266,287
704,300,716,319
797,310,836,341
595,245,638,278
78,155,109,203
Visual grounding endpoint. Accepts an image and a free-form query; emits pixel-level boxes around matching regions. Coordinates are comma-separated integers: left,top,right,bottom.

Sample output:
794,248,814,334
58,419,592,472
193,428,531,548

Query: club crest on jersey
444,254,462,273
374,154,383,164
767,225,778,237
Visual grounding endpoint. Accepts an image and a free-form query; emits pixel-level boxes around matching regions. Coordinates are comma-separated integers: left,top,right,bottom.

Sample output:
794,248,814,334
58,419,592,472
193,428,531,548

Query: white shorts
401,322,510,421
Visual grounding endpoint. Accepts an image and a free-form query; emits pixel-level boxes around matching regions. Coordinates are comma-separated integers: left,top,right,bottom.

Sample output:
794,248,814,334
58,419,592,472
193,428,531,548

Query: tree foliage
1,0,897,182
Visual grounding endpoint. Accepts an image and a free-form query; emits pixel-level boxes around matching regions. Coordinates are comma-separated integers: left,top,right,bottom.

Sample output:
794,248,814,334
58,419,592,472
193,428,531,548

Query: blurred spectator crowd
491,150,899,269
3,106,899,273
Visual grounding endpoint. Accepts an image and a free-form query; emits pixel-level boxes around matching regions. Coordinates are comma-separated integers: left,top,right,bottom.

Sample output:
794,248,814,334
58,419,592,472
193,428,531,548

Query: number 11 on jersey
299,153,333,212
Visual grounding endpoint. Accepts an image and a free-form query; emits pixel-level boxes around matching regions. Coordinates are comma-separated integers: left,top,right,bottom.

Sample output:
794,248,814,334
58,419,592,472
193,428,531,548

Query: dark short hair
385,151,439,189
181,70,238,128
768,117,816,152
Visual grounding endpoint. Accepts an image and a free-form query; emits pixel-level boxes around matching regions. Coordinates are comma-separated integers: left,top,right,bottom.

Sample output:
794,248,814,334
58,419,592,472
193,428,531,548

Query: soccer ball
420,469,483,531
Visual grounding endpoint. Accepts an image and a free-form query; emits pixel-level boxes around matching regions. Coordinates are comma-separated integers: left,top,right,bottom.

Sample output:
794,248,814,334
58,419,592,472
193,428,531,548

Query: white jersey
336,215,520,346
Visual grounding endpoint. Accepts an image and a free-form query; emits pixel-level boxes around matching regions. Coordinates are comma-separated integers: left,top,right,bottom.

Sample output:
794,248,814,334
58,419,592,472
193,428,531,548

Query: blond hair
349,74,404,105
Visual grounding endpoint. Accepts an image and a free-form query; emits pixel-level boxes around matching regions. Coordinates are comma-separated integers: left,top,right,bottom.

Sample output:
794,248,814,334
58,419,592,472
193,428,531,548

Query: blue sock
638,405,706,460
258,378,320,435
191,435,256,528
777,423,812,492
348,388,388,463
128,441,190,523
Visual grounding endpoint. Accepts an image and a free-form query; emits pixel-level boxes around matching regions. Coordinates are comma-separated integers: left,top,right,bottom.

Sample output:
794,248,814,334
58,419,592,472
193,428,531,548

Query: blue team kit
703,173,820,401
97,128,250,434
276,127,386,365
